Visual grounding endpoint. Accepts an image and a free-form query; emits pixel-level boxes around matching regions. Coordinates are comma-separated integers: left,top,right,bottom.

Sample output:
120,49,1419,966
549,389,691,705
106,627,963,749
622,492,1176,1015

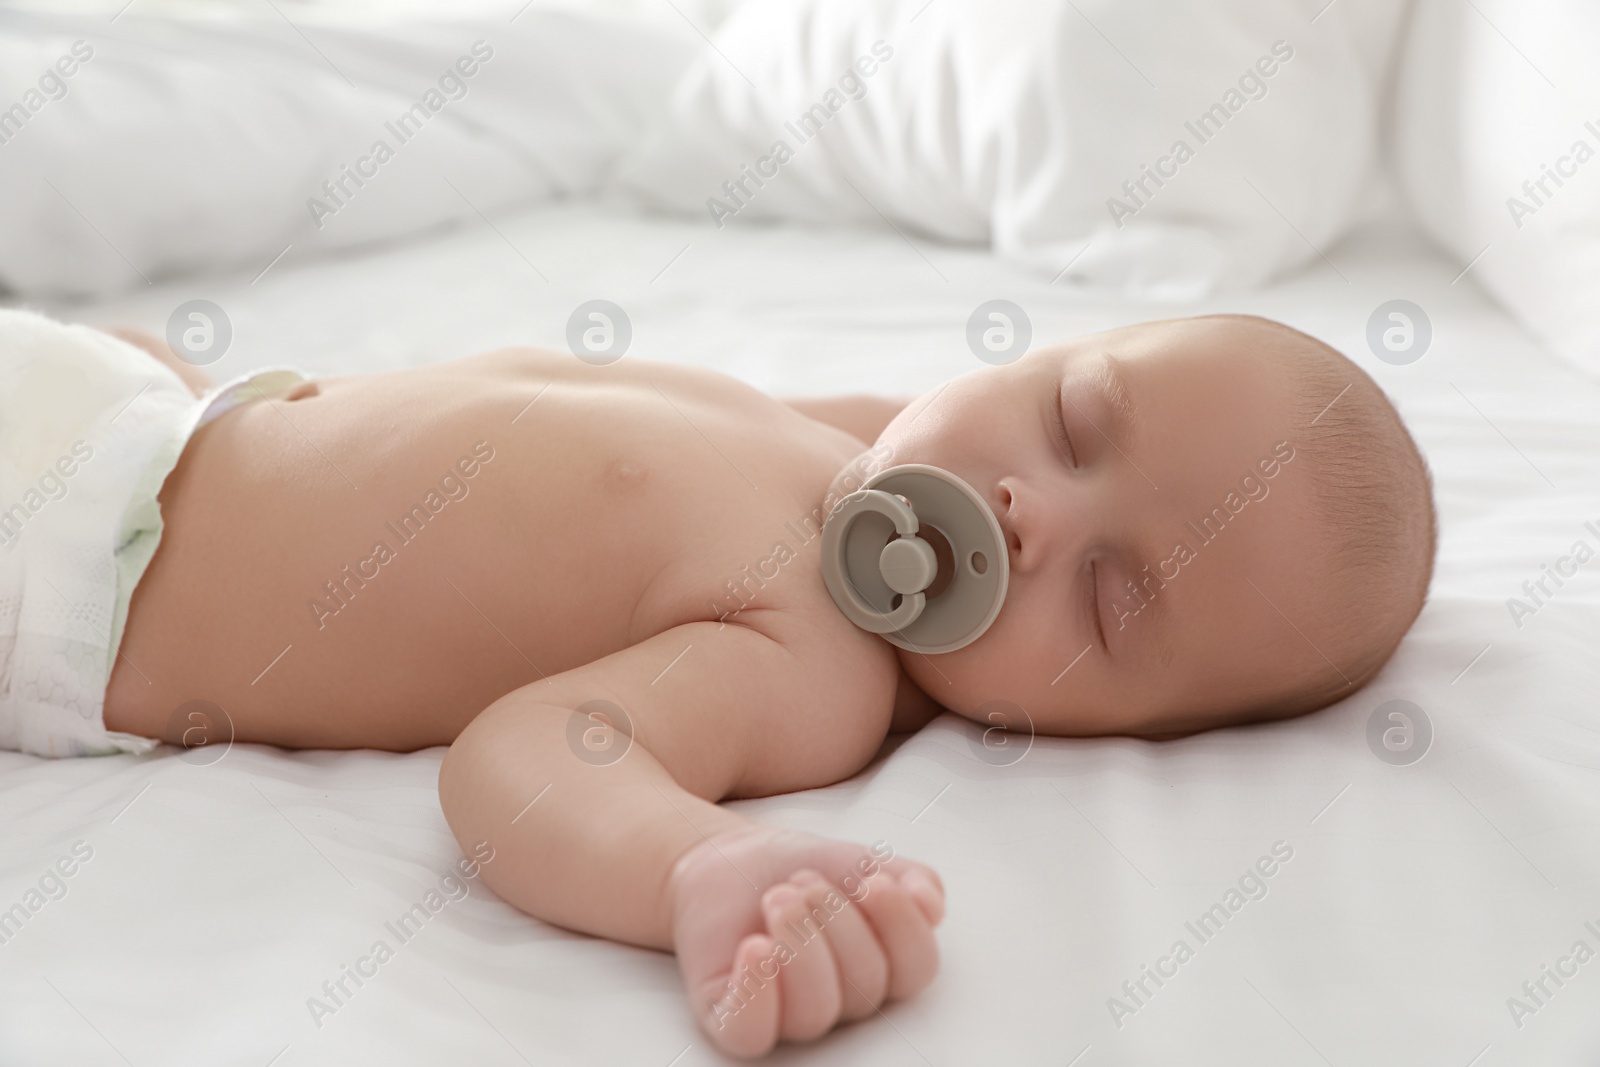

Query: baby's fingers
696,933,781,1059
899,864,945,926
762,882,843,1041
791,869,888,1021
854,870,940,1001
876,857,945,926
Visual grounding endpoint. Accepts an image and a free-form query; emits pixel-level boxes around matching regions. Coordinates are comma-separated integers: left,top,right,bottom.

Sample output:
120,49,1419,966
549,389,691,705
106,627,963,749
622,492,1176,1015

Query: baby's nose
995,482,1025,564
996,475,1088,573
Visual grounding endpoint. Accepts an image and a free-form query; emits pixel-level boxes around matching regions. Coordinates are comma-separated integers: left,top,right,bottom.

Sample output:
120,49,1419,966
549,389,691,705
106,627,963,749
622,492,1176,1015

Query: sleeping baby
0,309,1434,1057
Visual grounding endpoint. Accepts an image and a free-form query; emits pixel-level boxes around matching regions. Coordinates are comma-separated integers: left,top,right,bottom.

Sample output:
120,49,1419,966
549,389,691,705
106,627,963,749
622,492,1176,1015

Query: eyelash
1087,560,1107,649
1052,382,1102,647
1051,382,1077,466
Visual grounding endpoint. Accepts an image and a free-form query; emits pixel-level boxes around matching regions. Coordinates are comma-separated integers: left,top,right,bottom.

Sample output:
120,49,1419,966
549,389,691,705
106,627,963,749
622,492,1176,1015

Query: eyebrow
1090,354,1138,445
1142,574,1177,666
1067,353,1156,490
1115,555,1176,662
1082,356,1176,657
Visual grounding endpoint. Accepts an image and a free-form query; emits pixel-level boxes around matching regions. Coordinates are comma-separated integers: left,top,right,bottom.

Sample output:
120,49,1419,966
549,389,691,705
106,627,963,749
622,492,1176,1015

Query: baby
1,309,1434,1058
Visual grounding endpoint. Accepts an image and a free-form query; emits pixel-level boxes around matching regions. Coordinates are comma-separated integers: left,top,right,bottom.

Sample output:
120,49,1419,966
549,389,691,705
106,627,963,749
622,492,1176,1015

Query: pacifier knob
820,463,1010,654
879,536,938,595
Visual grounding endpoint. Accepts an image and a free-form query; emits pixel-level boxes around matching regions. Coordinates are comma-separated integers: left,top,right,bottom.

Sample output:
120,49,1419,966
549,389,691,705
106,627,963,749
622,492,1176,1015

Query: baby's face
875,317,1339,737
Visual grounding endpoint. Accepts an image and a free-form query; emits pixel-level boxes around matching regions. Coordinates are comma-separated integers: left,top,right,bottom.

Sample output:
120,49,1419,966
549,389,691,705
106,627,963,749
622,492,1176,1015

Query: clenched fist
667,826,945,1058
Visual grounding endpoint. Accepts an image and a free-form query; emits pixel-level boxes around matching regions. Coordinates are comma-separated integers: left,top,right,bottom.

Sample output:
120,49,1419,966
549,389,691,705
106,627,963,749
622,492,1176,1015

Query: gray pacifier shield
821,464,1009,654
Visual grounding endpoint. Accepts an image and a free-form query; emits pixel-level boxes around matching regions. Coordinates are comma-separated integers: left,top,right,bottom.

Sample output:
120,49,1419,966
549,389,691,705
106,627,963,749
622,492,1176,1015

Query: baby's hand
667,827,944,1058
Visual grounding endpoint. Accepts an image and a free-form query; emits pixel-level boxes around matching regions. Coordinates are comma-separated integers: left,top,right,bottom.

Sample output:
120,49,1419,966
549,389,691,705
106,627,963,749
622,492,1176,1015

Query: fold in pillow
0,9,696,297
611,0,1395,298
1394,0,1600,373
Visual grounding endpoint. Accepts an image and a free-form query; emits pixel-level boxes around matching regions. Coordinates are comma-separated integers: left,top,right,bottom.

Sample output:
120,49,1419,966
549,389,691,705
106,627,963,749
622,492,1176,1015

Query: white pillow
1393,0,1600,370
0,9,695,298
611,0,1390,298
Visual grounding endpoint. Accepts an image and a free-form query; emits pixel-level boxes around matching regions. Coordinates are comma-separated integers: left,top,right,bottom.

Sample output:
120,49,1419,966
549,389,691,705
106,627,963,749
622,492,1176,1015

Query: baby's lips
898,869,945,925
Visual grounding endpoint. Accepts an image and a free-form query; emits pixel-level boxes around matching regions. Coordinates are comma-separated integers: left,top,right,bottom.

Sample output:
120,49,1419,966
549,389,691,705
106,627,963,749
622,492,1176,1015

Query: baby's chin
893,645,999,718
823,441,897,511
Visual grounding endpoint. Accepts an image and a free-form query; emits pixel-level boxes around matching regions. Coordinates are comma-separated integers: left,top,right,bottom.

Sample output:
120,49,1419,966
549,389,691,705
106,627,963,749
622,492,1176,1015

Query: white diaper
0,309,304,757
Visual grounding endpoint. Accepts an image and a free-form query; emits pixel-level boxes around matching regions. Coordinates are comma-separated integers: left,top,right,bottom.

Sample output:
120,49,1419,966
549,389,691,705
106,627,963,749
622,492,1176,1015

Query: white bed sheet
4,200,1600,1066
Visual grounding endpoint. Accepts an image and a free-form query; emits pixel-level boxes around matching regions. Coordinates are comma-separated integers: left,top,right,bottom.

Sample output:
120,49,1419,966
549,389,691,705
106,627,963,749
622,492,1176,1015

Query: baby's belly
104,350,860,750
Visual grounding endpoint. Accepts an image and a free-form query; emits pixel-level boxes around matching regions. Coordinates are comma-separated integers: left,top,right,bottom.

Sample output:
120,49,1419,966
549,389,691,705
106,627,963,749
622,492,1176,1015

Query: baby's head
873,314,1435,738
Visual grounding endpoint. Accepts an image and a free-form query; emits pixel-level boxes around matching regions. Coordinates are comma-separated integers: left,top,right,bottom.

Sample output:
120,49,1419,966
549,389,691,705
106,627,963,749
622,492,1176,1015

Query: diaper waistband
196,366,310,429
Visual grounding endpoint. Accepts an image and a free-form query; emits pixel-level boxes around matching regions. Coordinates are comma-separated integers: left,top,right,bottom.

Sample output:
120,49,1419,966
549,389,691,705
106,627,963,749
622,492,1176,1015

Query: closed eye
1087,560,1107,650
1052,381,1077,466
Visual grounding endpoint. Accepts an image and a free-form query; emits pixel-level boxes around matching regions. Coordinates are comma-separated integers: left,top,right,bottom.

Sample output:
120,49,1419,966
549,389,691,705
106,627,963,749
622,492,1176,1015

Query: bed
3,183,1598,1065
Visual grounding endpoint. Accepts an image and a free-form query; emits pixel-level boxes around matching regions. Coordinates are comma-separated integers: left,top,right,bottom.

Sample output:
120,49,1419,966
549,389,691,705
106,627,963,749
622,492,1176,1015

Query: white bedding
5,199,1600,1066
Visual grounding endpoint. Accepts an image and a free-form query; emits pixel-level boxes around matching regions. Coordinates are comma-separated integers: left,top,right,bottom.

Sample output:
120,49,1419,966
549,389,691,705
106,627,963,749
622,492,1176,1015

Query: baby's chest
533,430,861,631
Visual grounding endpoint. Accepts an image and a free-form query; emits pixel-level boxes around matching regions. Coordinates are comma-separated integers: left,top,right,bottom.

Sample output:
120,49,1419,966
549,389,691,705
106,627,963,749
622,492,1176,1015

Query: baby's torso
104,349,899,752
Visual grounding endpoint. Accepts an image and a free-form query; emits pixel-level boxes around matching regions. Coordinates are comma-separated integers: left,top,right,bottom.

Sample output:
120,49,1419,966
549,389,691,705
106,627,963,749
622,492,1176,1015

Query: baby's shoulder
722,601,903,786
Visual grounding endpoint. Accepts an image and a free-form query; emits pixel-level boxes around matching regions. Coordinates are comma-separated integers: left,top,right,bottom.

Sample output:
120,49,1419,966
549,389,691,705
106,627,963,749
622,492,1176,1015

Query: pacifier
820,464,1009,654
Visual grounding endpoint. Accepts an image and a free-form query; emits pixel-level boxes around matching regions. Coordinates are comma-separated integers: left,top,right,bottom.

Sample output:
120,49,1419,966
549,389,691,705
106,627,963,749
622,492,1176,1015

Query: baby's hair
1212,314,1438,719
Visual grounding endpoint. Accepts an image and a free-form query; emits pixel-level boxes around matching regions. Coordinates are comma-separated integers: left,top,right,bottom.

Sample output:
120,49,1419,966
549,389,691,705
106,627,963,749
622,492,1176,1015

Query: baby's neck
890,663,944,732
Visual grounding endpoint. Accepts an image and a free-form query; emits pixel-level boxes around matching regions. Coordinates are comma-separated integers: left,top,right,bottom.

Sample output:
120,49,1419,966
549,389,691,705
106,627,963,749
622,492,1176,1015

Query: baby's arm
438,619,944,1058
784,395,913,446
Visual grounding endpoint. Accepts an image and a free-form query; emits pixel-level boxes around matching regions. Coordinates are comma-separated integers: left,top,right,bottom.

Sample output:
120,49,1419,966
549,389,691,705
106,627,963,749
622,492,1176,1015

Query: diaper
0,309,305,757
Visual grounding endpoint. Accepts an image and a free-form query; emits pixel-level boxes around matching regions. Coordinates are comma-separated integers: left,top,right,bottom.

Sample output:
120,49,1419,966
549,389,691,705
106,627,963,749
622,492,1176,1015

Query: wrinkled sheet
3,199,1599,1065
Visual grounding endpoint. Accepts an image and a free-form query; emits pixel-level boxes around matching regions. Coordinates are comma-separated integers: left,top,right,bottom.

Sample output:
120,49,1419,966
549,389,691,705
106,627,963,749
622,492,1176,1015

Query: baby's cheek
901,593,1061,713
936,633,1030,709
